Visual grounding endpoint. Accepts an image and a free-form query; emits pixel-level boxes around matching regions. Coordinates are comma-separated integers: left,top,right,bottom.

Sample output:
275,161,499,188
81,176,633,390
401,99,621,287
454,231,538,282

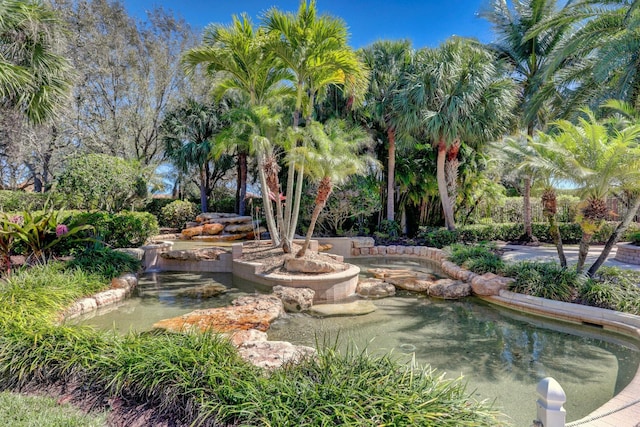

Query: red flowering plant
9,209,93,266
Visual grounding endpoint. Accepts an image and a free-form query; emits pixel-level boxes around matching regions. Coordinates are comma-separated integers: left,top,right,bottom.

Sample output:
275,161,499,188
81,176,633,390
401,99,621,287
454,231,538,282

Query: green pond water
72,257,640,427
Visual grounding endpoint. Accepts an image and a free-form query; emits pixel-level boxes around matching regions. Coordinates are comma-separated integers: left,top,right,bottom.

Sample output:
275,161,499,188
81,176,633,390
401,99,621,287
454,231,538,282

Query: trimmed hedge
416,222,640,248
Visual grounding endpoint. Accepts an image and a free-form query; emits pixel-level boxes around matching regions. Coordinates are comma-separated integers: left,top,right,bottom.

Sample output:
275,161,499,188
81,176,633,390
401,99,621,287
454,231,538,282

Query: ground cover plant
0,258,507,426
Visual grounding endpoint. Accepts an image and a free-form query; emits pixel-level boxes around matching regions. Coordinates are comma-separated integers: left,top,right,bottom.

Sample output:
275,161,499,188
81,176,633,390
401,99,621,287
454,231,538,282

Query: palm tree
161,99,227,213
358,40,414,223
264,0,367,251
481,0,573,242
397,38,516,230
295,120,372,257
541,108,640,273
0,0,71,123
182,14,291,218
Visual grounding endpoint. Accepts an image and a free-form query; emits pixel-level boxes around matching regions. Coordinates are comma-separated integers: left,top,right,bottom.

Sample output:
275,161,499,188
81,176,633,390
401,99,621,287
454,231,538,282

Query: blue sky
122,0,493,49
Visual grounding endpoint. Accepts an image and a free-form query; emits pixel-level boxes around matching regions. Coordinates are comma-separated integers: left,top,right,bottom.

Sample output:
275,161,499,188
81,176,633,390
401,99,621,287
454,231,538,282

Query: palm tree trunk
386,126,396,222
436,138,455,230
199,165,207,213
523,176,533,241
576,232,593,274
237,150,247,216
288,160,305,242
548,215,567,267
257,155,279,246
298,178,331,257
587,194,640,277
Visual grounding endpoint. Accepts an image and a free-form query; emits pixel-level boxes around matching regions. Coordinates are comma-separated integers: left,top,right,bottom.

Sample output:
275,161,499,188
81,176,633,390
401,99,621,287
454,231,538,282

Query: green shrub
503,261,579,302
141,198,176,220
66,247,141,280
628,230,640,245
0,191,61,211
159,200,198,229
580,267,640,314
445,243,505,274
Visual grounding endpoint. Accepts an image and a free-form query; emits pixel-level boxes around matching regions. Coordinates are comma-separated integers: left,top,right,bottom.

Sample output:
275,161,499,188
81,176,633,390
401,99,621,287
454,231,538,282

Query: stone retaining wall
615,243,640,265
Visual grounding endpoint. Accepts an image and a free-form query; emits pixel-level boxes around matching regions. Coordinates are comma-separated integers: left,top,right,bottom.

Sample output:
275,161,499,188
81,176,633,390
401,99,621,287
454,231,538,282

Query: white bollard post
535,377,566,427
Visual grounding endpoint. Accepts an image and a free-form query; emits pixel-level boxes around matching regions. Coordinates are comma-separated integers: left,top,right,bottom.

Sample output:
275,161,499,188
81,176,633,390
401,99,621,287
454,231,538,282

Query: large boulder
190,234,247,242
356,278,396,298
181,226,203,238
224,223,254,233
427,279,471,299
273,285,315,312
369,268,436,292
226,329,268,347
153,294,284,333
471,273,514,296
284,257,345,274
237,340,316,370
202,223,225,235
93,289,127,307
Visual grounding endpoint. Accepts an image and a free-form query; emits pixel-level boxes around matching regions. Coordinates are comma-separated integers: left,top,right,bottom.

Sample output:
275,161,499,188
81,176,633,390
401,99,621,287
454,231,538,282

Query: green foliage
580,268,640,314
446,243,505,274
377,219,402,238
503,262,579,302
628,231,640,245
66,247,141,280
159,200,198,229
470,196,580,224
55,154,147,213
0,190,67,211
65,211,159,249
0,392,107,427
416,222,640,247
141,198,176,220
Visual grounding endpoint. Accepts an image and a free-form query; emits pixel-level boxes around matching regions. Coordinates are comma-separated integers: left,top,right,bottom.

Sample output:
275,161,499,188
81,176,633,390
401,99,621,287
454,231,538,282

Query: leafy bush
446,243,504,274
141,198,176,220
0,190,66,211
55,154,147,213
503,261,579,302
159,200,197,229
580,267,640,314
66,247,141,280
63,211,159,250
628,231,640,245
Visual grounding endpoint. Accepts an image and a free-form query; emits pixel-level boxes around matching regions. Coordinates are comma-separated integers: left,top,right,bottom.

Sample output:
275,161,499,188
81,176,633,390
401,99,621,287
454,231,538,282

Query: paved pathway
497,243,640,426
498,243,640,272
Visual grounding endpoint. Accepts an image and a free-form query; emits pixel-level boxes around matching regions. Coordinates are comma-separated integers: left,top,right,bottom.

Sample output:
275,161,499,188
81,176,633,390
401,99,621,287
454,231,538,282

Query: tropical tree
540,108,640,273
0,0,71,123
295,120,372,257
161,99,228,213
397,37,516,230
358,40,414,223
264,0,367,251
481,0,573,242
182,14,291,217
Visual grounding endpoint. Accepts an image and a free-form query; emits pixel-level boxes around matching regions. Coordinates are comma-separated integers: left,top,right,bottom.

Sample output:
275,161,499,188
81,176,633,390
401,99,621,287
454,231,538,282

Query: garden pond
72,257,640,426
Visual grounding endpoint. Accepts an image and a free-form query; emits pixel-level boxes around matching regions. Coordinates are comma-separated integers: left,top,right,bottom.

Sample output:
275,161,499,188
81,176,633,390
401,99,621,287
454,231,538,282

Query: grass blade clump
503,261,579,302
580,267,640,314
446,243,505,274
66,246,141,280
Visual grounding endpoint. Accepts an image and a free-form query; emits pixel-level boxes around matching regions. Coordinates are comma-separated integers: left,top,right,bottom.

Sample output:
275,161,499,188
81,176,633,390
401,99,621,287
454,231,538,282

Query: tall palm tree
397,38,516,230
182,14,291,218
264,0,367,251
161,99,227,213
294,120,372,257
541,108,640,273
0,0,71,123
481,0,573,242
358,40,414,223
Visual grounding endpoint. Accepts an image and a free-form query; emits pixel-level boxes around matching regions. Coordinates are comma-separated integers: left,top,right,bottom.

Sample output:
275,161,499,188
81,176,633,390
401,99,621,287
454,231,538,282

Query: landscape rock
93,289,127,307
309,300,376,317
237,340,316,369
427,279,471,299
273,285,315,312
176,283,227,298
202,223,225,235
471,273,514,296
356,278,396,298
190,234,247,242
196,214,253,225
317,243,333,252
64,298,98,318
224,223,255,233
181,226,203,238
284,257,345,274
352,237,375,248
153,294,284,333
393,278,435,292
226,329,268,347
369,268,436,292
